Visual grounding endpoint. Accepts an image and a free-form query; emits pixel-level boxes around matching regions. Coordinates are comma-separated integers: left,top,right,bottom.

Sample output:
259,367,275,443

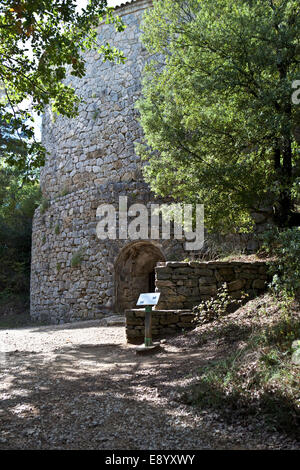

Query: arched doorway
115,241,165,313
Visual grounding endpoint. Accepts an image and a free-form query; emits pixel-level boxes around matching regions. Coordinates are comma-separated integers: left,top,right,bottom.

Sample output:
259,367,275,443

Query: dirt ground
0,320,299,450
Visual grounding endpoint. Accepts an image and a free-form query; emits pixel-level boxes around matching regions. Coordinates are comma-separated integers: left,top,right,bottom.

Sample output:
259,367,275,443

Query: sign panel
137,292,160,306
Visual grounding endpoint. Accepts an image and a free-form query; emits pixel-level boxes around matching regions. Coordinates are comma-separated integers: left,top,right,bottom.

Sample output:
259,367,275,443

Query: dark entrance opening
148,270,156,292
115,242,165,313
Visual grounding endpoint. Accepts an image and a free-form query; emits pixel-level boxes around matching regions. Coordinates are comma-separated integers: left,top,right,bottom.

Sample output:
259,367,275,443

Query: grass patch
54,223,60,235
40,197,50,214
60,187,70,197
71,248,85,268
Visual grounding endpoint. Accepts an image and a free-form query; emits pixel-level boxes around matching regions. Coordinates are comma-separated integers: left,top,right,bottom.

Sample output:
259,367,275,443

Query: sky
107,0,126,6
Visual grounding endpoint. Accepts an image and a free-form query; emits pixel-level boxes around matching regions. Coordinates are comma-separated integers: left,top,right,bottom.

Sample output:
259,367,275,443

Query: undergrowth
182,294,300,439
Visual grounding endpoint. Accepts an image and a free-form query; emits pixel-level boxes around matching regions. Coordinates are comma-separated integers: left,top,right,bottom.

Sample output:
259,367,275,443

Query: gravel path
0,320,298,450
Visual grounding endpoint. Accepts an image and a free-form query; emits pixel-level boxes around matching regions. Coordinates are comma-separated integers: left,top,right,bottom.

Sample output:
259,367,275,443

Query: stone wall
30,183,186,324
125,260,269,343
40,0,153,201
30,0,189,324
155,261,269,310
126,309,194,343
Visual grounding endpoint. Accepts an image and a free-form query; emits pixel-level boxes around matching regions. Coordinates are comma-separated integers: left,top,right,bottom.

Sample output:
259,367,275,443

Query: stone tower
30,0,189,324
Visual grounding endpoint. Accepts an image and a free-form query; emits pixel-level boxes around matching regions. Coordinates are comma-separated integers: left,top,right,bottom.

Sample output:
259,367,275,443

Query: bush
0,169,41,304
183,314,300,438
260,227,300,297
193,284,248,325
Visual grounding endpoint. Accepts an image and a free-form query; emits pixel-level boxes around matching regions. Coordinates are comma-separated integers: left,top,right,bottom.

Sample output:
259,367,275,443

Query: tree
137,0,300,233
0,0,125,178
0,166,41,300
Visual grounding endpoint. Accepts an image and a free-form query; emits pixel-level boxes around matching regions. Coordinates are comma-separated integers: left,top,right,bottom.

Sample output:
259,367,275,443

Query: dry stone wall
30,0,188,324
125,260,269,342
40,0,153,200
155,261,269,310
126,309,194,343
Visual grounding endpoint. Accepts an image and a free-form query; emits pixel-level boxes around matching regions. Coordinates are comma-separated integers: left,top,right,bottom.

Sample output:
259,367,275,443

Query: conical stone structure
30,0,189,324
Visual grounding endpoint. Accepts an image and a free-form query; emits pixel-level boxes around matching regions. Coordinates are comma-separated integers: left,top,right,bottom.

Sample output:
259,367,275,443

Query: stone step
102,315,126,327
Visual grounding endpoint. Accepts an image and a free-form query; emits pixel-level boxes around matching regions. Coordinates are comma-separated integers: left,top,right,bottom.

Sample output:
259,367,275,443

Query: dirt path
0,321,298,450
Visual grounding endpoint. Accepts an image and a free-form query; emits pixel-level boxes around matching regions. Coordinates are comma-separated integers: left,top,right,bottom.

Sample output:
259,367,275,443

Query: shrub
193,284,248,325
40,197,50,214
71,248,85,268
54,223,60,235
0,171,41,305
260,227,300,297
60,187,70,197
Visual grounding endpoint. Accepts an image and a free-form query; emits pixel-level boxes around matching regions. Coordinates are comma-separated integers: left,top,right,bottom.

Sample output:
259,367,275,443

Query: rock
197,269,214,277
155,280,175,288
291,348,300,365
252,212,267,224
166,262,189,268
199,285,217,296
228,279,245,292
252,279,266,290
199,277,216,286
100,315,125,326
291,340,300,351
217,268,235,281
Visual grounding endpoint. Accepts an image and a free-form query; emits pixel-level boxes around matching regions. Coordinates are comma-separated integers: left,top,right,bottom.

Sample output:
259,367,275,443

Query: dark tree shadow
0,340,249,450
1,314,299,449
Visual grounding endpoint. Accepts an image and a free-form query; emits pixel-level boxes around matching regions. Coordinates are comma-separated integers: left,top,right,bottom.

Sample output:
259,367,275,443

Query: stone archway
115,242,165,314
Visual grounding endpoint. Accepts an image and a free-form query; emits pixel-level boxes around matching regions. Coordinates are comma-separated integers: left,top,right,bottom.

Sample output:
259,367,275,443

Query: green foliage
92,110,100,120
137,0,300,232
193,284,248,325
0,167,41,299
260,226,300,296
0,312,32,328
54,223,60,235
71,248,85,267
0,0,126,175
40,196,50,214
184,299,300,438
190,348,299,438
259,297,300,348
60,186,70,197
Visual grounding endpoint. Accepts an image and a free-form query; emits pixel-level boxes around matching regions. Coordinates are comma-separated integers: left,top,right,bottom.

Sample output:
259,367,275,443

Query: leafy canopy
0,0,125,178
137,0,300,233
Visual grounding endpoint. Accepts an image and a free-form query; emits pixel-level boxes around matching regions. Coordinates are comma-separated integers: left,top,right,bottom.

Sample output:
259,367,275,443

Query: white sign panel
137,293,160,306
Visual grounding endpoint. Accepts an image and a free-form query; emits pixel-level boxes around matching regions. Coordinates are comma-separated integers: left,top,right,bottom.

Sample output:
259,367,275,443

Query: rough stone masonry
126,260,269,342
30,0,190,324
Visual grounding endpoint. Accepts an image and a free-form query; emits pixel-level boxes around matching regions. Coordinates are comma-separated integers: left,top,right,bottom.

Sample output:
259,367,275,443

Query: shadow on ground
0,336,241,450
0,316,299,449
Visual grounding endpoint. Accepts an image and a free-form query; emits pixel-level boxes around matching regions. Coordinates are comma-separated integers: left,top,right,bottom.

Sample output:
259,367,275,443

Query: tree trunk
273,137,295,227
